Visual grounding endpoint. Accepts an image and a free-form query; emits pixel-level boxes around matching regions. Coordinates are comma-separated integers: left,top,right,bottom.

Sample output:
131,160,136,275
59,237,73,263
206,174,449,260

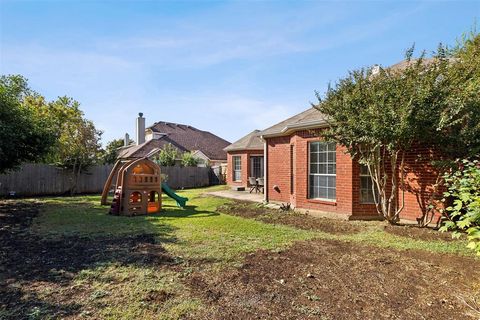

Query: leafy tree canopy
154,143,179,166
102,138,133,164
181,152,199,167
0,75,57,173
314,30,480,224
43,96,103,171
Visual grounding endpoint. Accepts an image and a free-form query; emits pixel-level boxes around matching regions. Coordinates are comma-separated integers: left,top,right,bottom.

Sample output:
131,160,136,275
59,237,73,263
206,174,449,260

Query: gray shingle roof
224,130,264,152
117,136,188,159
259,107,329,137
388,58,436,72
118,121,230,160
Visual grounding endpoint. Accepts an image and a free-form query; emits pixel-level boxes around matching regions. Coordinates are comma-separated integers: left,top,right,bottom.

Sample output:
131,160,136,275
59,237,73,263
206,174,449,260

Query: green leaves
181,152,199,167
314,29,480,227
102,138,132,164
0,75,57,173
154,143,179,166
441,159,480,255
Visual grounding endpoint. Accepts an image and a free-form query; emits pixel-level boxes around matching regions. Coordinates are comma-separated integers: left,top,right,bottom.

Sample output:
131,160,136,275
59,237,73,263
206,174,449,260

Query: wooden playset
101,157,188,216
101,158,162,215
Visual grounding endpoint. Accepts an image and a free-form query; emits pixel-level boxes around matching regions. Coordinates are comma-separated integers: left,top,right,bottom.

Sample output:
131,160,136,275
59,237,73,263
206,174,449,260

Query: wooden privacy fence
160,166,210,189
0,163,211,197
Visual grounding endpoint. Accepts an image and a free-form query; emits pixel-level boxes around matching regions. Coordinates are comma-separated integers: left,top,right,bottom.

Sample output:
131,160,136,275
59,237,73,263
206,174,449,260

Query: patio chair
248,177,258,193
257,178,265,194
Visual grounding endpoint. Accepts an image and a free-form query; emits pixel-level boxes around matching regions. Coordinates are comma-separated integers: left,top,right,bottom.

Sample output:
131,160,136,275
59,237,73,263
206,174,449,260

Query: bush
181,152,199,167
440,159,480,255
155,144,178,166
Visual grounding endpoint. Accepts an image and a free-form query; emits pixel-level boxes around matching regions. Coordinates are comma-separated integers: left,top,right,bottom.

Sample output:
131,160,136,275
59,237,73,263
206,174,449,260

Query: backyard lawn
1,185,479,319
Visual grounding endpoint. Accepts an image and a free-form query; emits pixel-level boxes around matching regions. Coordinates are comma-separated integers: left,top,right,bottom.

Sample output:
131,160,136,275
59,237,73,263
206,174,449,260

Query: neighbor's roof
119,121,230,160
259,107,329,138
388,57,437,72
117,136,188,159
224,130,264,152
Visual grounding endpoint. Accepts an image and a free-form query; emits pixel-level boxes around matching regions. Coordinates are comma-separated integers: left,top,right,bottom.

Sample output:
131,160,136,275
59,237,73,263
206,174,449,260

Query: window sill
307,199,337,206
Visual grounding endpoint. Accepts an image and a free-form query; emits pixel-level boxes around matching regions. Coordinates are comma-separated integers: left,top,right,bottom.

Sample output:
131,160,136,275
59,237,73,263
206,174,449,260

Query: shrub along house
226,107,439,222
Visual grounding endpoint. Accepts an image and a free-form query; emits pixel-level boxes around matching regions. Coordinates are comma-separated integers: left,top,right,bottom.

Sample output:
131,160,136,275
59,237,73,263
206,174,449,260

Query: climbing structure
101,158,162,216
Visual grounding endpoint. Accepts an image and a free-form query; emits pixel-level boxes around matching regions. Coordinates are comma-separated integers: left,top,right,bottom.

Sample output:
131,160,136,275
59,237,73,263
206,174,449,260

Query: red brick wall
226,150,264,187
400,147,443,222
265,130,441,221
265,135,292,203
267,129,359,216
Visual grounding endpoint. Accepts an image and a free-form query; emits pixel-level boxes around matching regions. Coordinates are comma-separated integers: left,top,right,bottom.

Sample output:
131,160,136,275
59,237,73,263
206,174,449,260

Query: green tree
181,152,199,167
44,97,103,194
154,143,178,166
315,31,480,224
0,75,56,173
102,138,133,164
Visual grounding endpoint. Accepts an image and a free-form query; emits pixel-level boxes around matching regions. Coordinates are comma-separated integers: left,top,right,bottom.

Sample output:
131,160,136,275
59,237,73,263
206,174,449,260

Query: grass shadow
159,204,220,218
0,199,185,319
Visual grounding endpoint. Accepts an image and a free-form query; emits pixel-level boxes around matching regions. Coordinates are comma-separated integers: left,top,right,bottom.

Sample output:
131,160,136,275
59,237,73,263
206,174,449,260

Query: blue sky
1,1,478,145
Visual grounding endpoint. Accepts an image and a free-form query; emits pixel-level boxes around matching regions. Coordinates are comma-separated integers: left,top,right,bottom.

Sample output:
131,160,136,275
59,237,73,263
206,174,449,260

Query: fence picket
0,164,213,197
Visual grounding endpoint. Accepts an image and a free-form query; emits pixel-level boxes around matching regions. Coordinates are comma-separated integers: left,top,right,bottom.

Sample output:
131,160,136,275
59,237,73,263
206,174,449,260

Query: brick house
224,130,264,188
225,107,439,222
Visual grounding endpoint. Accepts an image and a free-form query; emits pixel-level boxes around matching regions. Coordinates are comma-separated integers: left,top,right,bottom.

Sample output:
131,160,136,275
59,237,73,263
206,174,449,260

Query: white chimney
136,112,145,145
124,133,130,146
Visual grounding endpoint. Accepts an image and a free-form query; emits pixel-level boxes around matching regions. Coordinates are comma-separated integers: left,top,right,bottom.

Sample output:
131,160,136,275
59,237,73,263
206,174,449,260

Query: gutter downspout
262,137,268,203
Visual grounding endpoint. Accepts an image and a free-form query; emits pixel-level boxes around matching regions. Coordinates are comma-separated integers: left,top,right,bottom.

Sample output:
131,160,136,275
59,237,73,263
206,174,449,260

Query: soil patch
384,224,455,242
0,200,177,319
187,239,480,320
218,201,361,234
219,200,458,241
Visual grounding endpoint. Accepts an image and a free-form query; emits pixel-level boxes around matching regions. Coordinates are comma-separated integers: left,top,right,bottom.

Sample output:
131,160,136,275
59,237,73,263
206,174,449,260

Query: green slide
161,182,188,208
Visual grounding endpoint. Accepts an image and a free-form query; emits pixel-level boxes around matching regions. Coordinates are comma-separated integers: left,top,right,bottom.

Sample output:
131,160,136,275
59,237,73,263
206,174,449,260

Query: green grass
33,186,315,263
324,229,473,256
25,185,475,319
28,186,316,319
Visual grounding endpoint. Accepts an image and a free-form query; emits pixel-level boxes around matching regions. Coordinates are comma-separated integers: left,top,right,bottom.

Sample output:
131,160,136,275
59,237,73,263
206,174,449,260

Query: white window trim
250,155,264,178
308,141,336,201
233,156,242,182
359,165,376,204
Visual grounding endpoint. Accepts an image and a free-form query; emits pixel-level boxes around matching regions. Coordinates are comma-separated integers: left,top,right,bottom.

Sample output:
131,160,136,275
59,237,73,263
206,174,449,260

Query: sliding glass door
250,156,264,178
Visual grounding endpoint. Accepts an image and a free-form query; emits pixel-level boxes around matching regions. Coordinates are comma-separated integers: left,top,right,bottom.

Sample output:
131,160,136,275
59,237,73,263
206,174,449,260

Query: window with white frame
309,142,336,200
233,156,241,181
250,156,264,178
360,164,376,203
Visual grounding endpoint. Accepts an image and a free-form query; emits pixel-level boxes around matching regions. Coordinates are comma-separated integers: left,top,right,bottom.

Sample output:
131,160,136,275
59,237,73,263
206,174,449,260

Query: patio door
250,156,264,178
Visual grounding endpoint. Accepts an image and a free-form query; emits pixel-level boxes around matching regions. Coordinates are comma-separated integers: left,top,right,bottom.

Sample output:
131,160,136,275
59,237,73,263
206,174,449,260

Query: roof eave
224,146,265,152
261,120,330,139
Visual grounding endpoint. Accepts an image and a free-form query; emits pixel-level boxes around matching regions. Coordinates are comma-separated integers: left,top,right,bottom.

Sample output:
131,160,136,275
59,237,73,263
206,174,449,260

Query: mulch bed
219,200,459,241
218,201,362,234
187,239,480,319
383,224,456,242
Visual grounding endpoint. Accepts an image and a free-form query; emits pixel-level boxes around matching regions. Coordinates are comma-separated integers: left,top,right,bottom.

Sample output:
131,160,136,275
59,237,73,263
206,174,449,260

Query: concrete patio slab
206,189,265,203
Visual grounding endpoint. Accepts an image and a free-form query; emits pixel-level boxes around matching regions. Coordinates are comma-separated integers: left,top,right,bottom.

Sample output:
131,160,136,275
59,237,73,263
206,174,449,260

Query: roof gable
259,108,329,138
224,130,264,152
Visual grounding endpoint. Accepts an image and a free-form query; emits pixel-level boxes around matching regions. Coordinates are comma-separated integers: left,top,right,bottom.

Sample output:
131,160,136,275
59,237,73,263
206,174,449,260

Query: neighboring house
224,130,264,187
118,114,230,166
225,61,441,222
